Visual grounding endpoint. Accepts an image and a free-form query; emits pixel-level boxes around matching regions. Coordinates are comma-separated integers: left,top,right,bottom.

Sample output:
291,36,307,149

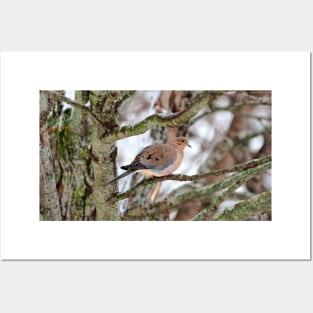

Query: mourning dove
106,137,191,185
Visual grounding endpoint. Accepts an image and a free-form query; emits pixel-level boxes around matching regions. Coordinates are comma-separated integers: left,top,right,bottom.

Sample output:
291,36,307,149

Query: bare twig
237,112,271,121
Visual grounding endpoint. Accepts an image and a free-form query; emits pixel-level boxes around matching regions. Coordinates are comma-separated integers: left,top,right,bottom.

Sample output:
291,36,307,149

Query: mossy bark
90,122,119,220
214,191,271,221
89,91,133,220
40,91,62,221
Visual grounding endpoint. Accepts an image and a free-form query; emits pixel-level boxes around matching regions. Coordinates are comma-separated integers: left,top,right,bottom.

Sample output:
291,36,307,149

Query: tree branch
41,90,108,127
117,155,271,201
123,159,271,220
185,96,271,131
105,93,211,142
41,91,90,112
191,161,271,220
213,191,271,221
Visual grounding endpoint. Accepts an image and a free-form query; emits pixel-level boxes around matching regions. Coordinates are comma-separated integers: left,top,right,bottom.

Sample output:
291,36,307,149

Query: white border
0,52,310,259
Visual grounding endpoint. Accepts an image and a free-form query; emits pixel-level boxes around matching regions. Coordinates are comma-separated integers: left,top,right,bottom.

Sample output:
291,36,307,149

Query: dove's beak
188,144,192,148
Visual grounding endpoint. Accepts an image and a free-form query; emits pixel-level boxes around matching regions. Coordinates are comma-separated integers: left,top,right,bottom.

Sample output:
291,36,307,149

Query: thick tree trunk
91,123,119,220
40,92,62,220
89,91,123,220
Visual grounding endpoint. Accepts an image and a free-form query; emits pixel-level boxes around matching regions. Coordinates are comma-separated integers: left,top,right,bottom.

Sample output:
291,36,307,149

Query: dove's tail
105,169,134,186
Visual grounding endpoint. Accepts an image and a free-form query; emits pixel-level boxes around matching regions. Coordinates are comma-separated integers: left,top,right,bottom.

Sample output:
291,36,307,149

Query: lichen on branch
213,191,271,221
192,160,271,220
122,157,271,221
105,93,211,142
41,91,90,112
117,155,271,201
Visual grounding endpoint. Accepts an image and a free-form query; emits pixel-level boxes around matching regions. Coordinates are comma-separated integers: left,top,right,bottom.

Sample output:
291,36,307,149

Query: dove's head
173,137,191,150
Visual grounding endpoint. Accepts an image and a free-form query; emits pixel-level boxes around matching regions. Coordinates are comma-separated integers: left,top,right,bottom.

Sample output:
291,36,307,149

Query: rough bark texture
40,92,62,220
90,122,119,220
89,91,133,220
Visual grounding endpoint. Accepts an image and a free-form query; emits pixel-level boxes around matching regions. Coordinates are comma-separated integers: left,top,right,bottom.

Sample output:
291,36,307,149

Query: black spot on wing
121,162,151,171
